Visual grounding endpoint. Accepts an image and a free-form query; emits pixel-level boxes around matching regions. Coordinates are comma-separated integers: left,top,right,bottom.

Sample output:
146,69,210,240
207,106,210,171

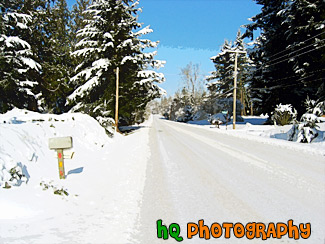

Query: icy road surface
133,116,325,244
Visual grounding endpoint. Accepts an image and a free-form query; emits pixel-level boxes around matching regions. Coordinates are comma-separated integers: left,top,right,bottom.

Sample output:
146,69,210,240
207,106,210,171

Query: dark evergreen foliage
69,0,165,125
207,31,252,115
0,0,41,112
1,0,165,126
244,0,325,116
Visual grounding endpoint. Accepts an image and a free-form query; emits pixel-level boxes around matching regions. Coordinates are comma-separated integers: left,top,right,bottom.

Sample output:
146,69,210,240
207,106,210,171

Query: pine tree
207,40,234,99
0,0,41,113
284,0,325,102
30,0,73,113
71,0,92,48
207,31,251,115
243,0,292,115
69,0,165,125
243,0,324,115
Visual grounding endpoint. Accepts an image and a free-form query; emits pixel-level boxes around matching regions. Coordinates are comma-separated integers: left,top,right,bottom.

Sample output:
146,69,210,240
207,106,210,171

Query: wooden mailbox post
49,137,73,179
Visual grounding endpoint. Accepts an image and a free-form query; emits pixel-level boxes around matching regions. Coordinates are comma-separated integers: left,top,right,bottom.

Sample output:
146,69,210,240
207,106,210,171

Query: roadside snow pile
0,108,151,243
0,108,110,188
240,114,325,145
186,114,325,154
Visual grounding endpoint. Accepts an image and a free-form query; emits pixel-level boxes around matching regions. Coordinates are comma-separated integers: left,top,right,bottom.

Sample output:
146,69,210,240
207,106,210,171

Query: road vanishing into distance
133,116,325,244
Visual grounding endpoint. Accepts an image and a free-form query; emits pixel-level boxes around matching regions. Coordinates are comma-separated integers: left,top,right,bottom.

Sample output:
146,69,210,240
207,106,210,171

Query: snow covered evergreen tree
244,0,324,116
207,31,251,115
46,0,74,113
71,0,92,44
69,0,165,125
30,0,73,113
244,0,291,116
0,0,41,113
283,0,325,102
0,0,75,113
207,40,234,98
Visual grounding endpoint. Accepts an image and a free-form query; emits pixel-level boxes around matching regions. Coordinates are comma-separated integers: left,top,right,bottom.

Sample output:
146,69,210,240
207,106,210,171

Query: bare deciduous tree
180,62,205,107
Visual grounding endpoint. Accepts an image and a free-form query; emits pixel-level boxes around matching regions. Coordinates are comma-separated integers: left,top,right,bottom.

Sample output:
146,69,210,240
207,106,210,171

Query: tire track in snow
132,119,179,244
162,120,324,196
134,117,324,243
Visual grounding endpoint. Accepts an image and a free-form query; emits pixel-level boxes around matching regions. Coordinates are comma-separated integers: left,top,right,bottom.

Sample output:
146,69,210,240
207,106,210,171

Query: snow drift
0,109,150,243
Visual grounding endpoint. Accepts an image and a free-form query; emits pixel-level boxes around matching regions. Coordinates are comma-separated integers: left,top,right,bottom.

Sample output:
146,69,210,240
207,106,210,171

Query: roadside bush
175,105,193,122
287,97,325,143
271,104,297,126
192,110,208,121
304,97,325,117
209,113,226,125
288,114,319,143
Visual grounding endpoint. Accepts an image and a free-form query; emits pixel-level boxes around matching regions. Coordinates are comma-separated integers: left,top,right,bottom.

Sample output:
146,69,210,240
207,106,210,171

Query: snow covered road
134,116,325,243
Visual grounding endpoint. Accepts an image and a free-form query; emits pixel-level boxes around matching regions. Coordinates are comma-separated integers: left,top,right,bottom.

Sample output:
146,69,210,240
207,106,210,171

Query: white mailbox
49,137,72,149
48,136,73,179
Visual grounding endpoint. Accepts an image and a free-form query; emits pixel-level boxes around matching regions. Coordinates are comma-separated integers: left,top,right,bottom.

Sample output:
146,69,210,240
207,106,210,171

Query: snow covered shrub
301,113,319,128
288,113,319,143
192,110,208,121
175,105,193,122
271,104,297,126
162,111,170,119
287,98,324,143
297,114,319,143
0,160,29,188
304,97,324,117
208,113,230,128
175,108,185,122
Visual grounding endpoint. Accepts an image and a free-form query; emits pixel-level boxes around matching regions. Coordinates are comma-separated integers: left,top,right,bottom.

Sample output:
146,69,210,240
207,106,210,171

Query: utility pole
115,67,119,132
226,50,246,129
233,51,238,129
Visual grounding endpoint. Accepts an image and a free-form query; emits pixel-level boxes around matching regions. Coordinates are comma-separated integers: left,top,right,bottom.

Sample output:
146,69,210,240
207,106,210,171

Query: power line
207,33,325,98
250,76,324,92
268,43,325,67
266,38,325,65
209,34,325,79
208,66,325,95
254,43,325,71
208,32,325,78
265,30,325,61
260,67,325,85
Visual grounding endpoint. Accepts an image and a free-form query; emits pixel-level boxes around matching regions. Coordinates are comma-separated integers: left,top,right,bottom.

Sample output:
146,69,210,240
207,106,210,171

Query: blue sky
67,0,261,96
137,0,261,96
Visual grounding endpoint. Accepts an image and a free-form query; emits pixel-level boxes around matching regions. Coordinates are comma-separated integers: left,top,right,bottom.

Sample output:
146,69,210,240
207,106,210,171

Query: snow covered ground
135,116,325,243
0,109,151,243
1,110,324,244
188,115,325,155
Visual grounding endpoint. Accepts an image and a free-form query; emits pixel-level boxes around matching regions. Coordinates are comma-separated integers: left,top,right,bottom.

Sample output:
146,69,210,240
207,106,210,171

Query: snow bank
0,109,111,187
186,115,325,155
0,109,151,243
